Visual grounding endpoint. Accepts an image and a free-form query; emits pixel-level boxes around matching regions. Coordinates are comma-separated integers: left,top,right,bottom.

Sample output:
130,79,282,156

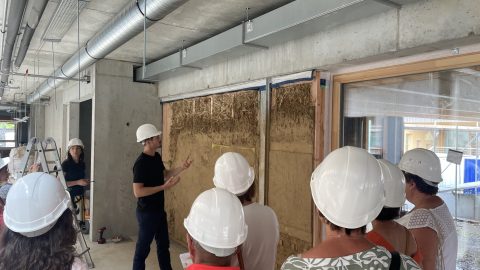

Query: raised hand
164,175,181,189
183,154,193,170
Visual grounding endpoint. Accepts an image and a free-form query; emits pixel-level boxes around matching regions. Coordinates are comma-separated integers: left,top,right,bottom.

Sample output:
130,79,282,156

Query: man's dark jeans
133,209,172,270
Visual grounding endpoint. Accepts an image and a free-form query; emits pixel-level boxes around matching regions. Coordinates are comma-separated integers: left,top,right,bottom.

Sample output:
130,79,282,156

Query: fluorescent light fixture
41,0,88,42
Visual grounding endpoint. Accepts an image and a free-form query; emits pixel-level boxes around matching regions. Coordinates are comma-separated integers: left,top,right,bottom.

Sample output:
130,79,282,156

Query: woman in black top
62,138,89,230
62,138,89,192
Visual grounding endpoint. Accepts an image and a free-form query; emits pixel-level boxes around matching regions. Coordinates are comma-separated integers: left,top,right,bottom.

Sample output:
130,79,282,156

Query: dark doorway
79,99,92,178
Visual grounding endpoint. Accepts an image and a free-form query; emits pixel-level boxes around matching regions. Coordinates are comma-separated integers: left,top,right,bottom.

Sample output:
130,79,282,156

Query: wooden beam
311,70,324,246
334,52,480,84
331,51,480,152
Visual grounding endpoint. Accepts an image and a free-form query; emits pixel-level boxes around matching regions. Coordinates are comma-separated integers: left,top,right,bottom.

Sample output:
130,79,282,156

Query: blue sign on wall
464,159,480,194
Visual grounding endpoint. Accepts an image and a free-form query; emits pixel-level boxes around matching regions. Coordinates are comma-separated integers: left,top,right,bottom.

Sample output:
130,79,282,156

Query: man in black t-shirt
132,123,193,270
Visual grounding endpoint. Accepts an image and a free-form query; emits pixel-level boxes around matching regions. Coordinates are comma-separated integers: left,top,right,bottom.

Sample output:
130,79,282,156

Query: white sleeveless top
397,203,457,270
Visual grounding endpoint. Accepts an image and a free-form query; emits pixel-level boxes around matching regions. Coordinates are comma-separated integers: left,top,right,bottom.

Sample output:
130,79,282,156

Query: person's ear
407,179,415,189
186,234,195,260
316,209,326,223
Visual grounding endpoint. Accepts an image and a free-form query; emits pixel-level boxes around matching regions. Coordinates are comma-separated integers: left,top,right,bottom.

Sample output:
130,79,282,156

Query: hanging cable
51,41,57,110
35,58,41,136
33,59,37,136
142,0,147,79
77,0,81,100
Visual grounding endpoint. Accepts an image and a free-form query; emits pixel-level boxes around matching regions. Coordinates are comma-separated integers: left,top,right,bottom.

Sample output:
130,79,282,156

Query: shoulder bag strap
389,251,401,270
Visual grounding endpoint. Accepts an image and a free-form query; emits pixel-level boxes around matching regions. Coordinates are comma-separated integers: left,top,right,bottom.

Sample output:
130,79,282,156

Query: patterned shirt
281,246,421,270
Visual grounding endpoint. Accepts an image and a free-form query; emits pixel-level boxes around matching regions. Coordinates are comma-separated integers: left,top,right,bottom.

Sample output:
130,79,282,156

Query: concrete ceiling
0,0,294,105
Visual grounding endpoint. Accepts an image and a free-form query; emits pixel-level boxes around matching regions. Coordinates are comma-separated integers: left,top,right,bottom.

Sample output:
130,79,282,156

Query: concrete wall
157,0,480,97
43,68,94,156
28,104,45,139
91,59,160,240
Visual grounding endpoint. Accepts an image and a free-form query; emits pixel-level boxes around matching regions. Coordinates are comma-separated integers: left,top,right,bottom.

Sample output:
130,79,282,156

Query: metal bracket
179,49,202,70
241,21,268,50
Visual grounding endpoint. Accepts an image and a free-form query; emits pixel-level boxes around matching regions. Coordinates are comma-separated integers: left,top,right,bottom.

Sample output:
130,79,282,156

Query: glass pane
0,122,15,147
343,66,480,269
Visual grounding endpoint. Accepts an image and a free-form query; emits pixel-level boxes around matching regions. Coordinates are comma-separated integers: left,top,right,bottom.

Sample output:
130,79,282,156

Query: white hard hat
0,157,10,170
67,138,84,150
3,172,70,237
378,159,406,208
310,146,385,229
213,152,255,195
136,124,161,143
184,188,248,257
398,148,442,184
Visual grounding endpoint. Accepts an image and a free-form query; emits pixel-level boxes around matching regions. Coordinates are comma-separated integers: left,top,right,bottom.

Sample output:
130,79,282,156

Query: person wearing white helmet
397,148,457,270
62,138,89,232
281,146,421,270
367,159,422,266
0,172,87,270
184,188,248,270
133,123,193,270
213,152,279,270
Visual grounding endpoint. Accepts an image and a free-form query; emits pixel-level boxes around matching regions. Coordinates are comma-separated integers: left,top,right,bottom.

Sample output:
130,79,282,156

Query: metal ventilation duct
14,0,49,69
136,0,402,82
28,0,188,103
0,0,28,97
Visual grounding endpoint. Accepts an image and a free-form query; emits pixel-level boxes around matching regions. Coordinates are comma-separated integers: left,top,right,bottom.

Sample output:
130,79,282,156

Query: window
0,121,16,147
341,66,480,268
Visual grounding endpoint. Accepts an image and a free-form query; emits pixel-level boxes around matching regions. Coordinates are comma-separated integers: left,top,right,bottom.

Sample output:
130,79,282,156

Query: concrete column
91,59,160,240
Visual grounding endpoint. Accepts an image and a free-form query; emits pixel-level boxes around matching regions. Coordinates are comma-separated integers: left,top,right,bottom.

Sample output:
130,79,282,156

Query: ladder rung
77,247,91,256
48,169,62,173
43,149,57,152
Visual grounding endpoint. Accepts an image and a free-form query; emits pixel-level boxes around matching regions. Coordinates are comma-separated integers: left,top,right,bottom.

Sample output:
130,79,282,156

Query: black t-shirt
62,159,86,197
133,152,166,212
62,159,86,181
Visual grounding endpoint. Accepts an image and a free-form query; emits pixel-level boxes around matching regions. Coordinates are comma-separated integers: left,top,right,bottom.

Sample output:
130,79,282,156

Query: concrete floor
456,220,480,270
77,235,188,270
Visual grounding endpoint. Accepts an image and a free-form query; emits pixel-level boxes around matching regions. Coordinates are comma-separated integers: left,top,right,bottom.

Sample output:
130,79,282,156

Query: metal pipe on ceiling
14,0,49,69
0,71,89,81
27,0,188,104
1,0,9,62
0,0,27,97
